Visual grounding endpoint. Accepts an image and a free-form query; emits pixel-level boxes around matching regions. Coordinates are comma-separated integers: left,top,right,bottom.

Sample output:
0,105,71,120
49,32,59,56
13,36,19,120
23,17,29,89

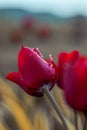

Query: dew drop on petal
32,48,44,58
49,54,53,61
29,54,32,57
50,64,53,67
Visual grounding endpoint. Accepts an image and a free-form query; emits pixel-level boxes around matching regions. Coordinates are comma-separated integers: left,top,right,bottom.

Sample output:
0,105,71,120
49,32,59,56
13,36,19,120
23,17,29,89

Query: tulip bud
6,46,57,97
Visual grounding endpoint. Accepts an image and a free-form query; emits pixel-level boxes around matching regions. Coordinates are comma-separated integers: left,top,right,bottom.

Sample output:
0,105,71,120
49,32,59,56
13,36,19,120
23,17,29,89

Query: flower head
57,50,80,89
6,46,57,97
37,23,52,39
21,16,35,30
57,50,87,111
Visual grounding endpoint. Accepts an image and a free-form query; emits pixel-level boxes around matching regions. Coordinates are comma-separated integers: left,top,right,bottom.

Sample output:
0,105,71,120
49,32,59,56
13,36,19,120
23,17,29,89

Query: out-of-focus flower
57,50,87,111
37,24,52,39
6,46,57,97
10,29,23,43
21,16,35,31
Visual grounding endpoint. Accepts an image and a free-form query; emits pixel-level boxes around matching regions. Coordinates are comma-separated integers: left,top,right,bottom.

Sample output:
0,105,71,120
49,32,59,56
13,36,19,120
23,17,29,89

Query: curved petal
32,48,44,58
66,50,80,64
57,52,67,88
18,46,46,75
58,50,80,67
58,52,68,67
6,72,23,87
57,50,80,89
6,72,43,96
46,55,58,82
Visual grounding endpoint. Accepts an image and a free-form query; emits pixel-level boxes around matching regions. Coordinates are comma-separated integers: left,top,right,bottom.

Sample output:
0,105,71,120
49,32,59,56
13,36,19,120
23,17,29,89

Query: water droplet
49,54,53,61
29,54,32,57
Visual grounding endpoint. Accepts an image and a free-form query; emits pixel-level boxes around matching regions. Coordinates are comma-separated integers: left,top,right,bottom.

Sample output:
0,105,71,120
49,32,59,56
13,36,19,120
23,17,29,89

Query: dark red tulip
57,50,87,111
6,46,57,97
57,50,80,89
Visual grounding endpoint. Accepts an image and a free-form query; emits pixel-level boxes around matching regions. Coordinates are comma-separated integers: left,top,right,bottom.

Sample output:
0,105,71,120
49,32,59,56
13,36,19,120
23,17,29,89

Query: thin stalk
42,87,68,130
74,110,78,130
83,114,87,130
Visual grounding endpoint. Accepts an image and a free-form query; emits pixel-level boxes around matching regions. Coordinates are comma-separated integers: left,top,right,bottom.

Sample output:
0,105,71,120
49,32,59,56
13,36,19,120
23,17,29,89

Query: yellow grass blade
0,78,18,101
0,123,6,130
3,96,33,130
34,110,50,130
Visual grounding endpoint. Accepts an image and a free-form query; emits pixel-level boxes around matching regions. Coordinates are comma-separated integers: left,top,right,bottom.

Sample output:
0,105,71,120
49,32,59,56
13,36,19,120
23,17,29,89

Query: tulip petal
57,52,67,88
6,72,44,97
32,48,44,58
6,72,23,87
58,50,80,66
57,50,80,89
58,52,68,66
66,50,80,63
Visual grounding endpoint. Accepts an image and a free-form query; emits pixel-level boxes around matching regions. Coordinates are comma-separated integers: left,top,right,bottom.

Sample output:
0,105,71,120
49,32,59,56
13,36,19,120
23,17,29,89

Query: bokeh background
0,0,87,130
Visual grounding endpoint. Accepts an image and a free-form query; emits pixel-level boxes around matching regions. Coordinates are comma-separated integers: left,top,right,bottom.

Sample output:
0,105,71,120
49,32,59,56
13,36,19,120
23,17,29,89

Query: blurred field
0,14,87,77
0,11,87,130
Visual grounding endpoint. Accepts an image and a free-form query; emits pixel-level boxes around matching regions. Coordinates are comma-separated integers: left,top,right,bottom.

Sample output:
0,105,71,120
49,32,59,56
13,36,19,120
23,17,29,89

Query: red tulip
57,50,80,89
6,46,57,97
37,24,52,39
57,50,87,111
21,16,35,31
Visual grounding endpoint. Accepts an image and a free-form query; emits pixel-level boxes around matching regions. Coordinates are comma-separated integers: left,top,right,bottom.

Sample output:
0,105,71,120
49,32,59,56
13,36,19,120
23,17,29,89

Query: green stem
42,86,69,130
74,110,78,130
83,114,87,130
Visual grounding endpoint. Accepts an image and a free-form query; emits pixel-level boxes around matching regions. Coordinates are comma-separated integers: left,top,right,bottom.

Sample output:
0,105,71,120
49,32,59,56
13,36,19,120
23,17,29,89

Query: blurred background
0,0,86,130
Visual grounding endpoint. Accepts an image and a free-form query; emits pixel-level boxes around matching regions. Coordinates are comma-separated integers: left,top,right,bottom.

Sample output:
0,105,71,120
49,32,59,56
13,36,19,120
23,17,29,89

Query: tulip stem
83,114,87,130
42,87,69,130
74,110,78,130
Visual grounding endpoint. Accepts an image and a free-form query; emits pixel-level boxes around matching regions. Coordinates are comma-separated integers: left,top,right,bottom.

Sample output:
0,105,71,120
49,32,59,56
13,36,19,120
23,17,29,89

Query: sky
0,0,87,17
